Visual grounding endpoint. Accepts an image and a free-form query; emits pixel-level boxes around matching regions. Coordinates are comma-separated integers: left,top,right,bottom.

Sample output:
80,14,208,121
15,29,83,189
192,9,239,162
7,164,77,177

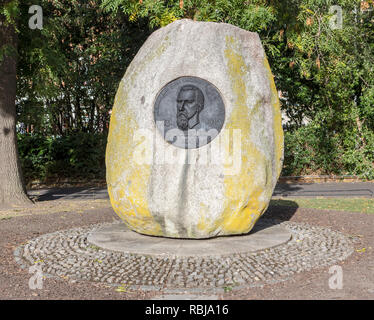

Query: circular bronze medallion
154,76,225,149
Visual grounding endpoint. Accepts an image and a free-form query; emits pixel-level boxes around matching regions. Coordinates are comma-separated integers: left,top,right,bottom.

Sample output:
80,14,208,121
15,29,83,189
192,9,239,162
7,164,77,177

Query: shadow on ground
253,200,299,233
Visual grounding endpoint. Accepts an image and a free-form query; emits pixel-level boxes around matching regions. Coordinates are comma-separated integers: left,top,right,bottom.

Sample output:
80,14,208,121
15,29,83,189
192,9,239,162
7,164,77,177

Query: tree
269,0,374,178
99,0,374,179
17,0,151,136
4,0,373,190
0,0,31,206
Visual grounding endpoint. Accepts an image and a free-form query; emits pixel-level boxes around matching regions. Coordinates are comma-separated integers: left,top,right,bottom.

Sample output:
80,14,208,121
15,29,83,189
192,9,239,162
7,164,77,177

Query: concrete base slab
87,220,292,257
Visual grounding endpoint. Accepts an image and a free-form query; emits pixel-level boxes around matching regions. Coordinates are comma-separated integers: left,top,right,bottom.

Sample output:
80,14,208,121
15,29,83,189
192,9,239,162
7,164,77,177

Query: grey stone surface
87,220,291,256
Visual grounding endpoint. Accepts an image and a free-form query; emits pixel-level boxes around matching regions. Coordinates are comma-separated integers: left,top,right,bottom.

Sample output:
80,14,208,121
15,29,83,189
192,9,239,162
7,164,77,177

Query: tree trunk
0,14,32,206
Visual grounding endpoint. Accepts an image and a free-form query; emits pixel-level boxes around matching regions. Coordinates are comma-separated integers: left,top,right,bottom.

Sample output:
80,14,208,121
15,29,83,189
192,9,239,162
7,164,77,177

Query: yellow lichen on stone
106,81,163,236
263,57,284,178
196,202,220,235
106,35,175,237
219,35,268,235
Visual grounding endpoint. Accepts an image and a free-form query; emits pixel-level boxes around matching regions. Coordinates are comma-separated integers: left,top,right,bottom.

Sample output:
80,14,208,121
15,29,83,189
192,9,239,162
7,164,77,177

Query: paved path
27,182,374,201
273,182,374,198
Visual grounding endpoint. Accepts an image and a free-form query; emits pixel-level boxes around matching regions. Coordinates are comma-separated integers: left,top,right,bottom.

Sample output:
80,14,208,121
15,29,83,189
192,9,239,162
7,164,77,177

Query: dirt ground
0,199,373,300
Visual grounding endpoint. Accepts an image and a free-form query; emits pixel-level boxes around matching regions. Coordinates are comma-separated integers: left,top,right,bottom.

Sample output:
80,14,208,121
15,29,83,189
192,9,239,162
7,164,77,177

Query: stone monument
106,19,284,239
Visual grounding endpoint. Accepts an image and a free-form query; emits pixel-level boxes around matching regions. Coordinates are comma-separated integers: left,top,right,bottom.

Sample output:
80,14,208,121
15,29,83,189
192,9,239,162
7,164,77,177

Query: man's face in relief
176,86,203,131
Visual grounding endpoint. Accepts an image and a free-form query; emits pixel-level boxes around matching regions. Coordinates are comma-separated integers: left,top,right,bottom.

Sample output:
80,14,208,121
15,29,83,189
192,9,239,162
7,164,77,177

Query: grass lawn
270,198,374,214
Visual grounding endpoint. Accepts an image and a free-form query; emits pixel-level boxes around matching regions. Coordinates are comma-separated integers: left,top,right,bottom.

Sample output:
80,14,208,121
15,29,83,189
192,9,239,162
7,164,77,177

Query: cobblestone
14,219,354,291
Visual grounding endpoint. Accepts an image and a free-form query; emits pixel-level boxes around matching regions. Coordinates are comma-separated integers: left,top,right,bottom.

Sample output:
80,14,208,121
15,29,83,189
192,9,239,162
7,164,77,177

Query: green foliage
17,0,152,135
18,133,107,183
0,0,19,25
283,120,374,179
0,0,19,63
101,0,275,31
14,0,374,181
275,0,374,179
0,44,17,64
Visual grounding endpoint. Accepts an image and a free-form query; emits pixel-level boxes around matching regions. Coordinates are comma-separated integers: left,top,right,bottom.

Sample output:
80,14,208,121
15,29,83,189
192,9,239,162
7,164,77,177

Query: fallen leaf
115,284,130,293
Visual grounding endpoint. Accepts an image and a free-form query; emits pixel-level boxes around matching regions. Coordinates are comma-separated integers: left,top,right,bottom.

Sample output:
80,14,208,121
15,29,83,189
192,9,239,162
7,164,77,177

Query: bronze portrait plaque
154,76,225,149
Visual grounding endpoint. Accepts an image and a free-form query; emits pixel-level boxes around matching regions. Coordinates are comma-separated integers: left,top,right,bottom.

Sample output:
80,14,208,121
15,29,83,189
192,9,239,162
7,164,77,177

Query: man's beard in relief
177,112,189,131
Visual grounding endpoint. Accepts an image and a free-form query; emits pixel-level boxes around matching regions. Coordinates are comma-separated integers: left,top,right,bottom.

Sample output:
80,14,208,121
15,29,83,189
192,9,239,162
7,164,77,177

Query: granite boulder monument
106,19,284,239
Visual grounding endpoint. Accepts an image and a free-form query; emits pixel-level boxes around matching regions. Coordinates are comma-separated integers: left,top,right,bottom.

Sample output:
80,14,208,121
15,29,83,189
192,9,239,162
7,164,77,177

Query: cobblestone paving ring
14,219,354,293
